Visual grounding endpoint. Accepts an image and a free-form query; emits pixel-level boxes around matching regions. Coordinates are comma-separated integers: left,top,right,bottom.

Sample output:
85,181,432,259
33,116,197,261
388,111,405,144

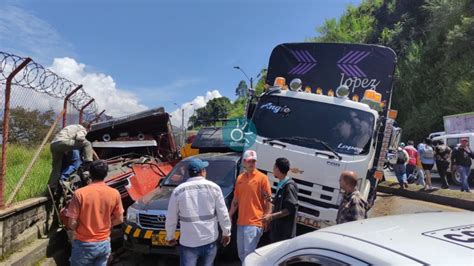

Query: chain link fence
0,52,104,207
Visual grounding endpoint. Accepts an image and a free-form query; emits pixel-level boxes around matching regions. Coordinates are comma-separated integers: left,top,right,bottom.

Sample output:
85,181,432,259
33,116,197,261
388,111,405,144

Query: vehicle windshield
252,95,375,155
162,160,236,188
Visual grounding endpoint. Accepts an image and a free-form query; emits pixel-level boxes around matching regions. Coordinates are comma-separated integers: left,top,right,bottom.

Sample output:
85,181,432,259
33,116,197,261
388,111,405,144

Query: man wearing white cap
229,150,272,262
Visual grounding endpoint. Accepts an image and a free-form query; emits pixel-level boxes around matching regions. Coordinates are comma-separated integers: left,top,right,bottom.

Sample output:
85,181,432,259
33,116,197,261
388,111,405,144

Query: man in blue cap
165,158,232,266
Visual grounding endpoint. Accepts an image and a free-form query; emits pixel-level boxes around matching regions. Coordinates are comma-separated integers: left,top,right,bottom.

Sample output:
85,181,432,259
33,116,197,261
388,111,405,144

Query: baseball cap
243,150,257,161
187,158,209,175
461,138,469,142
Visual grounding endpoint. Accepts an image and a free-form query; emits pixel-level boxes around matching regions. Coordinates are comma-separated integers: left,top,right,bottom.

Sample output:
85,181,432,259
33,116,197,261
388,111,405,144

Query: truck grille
139,213,166,230
106,173,132,198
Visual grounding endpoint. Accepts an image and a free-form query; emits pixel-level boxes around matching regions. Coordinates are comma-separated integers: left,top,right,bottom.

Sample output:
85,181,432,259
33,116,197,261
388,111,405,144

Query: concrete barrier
378,181,474,211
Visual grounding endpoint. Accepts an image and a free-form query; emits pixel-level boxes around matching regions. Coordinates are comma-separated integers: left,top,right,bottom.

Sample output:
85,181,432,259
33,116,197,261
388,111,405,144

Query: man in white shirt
165,158,231,266
48,124,94,193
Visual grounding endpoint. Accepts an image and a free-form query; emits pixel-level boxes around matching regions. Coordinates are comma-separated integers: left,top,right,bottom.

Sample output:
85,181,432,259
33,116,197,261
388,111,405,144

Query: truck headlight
126,206,139,224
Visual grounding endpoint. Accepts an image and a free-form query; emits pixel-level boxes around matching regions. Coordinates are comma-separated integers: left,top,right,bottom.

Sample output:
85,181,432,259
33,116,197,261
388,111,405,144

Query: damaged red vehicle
86,107,180,209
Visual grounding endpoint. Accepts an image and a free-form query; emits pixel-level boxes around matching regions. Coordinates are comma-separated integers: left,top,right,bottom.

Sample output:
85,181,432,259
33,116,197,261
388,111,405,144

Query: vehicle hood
133,186,174,211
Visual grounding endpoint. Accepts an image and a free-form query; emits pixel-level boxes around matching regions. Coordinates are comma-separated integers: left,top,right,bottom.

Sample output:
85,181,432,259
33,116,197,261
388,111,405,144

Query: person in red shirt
66,160,124,266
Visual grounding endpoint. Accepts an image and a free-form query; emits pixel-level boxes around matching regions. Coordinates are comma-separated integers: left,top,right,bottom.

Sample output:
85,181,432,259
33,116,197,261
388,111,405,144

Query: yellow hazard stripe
133,228,141,238
144,230,153,239
124,225,132,235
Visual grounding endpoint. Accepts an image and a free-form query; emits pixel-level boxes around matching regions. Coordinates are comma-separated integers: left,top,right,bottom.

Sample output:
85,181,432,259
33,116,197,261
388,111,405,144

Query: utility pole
181,108,185,145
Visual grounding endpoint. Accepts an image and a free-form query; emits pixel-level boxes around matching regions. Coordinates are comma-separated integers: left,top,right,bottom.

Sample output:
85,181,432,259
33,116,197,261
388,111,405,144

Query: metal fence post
89,109,106,125
63,85,82,128
0,58,32,208
79,99,95,125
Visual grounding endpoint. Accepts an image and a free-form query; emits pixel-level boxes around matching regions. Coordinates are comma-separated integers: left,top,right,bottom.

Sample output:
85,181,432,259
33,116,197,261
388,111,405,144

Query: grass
3,144,51,203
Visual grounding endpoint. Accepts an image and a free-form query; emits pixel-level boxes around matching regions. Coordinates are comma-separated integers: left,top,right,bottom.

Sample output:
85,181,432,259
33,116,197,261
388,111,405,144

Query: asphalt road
110,193,464,266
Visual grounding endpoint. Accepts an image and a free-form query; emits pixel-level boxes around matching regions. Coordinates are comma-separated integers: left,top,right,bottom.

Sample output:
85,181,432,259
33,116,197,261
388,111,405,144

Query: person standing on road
65,160,124,266
229,150,272,262
418,138,436,190
336,171,368,224
394,146,410,189
451,138,474,193
404,140,425,186
48,124,94,194
435,140,452,189
261,158,298,243
165,158,232,266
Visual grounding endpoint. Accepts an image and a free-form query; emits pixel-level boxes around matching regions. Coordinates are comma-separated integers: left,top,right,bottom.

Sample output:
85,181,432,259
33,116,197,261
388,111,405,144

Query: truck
243,43,398,229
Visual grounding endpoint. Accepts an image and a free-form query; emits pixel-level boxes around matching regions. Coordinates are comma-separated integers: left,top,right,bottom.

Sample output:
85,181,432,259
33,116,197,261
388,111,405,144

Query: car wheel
448,171,462,186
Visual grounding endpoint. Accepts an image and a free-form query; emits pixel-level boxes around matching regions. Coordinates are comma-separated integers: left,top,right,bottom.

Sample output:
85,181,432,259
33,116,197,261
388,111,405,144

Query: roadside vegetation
191,0,474,142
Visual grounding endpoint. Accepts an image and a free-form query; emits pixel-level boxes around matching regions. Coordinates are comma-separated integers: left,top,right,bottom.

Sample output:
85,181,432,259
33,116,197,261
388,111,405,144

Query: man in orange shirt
229,150,272,262
66,160,124,266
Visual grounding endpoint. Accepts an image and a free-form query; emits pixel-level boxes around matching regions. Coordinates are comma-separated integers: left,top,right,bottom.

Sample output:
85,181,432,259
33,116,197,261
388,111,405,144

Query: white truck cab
247,90,379,226
244,43,398,228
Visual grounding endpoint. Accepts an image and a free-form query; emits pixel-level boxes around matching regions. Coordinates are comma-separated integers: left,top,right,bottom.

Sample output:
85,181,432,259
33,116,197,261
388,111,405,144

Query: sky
0,0,361,126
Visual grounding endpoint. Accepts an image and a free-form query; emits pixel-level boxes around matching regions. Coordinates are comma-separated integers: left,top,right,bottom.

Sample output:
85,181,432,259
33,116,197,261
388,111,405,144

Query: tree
189,97,232,128
235,80,248,98
1,107,56,144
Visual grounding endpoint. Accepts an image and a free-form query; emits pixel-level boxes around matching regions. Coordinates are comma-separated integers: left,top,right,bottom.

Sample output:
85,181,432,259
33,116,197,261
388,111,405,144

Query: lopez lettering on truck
422,224,474,249
265,43,396,115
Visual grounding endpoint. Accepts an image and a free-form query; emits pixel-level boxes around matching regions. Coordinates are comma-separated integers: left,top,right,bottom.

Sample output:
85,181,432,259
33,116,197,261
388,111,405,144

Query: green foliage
311,0,474,142
4,144,52,203
1,107,56,144
189,97,232,128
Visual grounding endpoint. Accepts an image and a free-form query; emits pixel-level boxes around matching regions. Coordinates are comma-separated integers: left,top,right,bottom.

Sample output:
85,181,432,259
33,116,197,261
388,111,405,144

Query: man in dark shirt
262,158,298,243
336,171,368,224
451,138,474,192
434,140,451,189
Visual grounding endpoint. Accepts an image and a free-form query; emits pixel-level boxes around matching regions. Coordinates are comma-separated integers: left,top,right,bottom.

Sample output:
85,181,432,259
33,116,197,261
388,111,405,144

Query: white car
245,212,474,265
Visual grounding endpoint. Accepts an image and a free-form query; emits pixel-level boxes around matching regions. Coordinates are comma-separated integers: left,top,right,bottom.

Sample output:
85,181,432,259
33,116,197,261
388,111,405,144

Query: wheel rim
454,171,462,184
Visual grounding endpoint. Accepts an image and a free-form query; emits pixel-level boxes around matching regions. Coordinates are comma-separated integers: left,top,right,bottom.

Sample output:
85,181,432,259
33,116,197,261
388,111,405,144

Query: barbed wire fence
0,51,105,207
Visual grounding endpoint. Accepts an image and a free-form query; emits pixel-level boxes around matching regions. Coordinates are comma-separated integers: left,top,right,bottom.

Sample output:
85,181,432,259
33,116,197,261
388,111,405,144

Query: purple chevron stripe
304,51,316,63
295,50,309,62
337,51,355,63
353,65,367,77
353,51,370,64
337,64,354,77
289,63,306,74
295,63,312,74
347,51,366,64
292,63,306,75
343,51,363,64
291,50,304,62
299,63,317,74
346,64,363,77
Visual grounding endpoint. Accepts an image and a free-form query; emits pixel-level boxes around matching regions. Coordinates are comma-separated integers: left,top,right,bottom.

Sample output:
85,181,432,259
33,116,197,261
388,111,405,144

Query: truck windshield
252,95,375,155
162,160,236,188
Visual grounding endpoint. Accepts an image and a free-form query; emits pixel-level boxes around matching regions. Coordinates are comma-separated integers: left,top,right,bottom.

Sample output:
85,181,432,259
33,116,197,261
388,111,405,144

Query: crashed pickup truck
59,108,180,218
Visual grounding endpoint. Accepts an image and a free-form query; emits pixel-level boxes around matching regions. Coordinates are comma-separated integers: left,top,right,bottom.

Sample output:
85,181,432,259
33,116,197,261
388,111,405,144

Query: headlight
126,206,138,224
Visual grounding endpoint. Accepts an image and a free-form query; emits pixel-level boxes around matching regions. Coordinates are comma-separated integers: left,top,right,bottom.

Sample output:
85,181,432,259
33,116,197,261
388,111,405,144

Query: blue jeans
179,241,217,266
458,166,471,192
70,240,110,266
393,164,407,185
237,225,263,262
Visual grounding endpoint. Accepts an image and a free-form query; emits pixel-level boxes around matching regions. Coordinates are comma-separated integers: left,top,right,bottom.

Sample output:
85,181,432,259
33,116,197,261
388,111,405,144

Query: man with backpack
394,146,410,189
418,138,436,190
435,140,451,189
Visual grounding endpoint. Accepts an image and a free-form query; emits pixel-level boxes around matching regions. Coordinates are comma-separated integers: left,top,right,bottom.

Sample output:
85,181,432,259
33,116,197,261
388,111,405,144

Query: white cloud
49,57,148,117
0,5,73,63
170,90,222,128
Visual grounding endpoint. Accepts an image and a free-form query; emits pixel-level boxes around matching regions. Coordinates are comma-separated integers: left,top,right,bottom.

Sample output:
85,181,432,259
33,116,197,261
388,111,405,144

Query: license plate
151,231,180,246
